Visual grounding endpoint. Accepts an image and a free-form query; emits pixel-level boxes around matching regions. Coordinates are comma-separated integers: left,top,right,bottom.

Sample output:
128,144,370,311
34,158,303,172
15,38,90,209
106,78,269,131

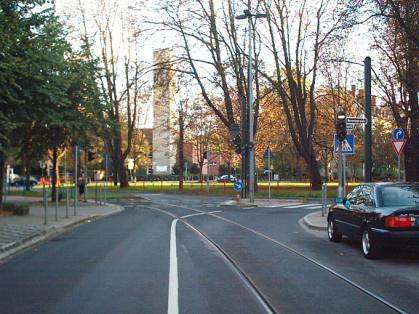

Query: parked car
8,174,22,186
217,175,236,182
13,175,39,187
327,182,419,259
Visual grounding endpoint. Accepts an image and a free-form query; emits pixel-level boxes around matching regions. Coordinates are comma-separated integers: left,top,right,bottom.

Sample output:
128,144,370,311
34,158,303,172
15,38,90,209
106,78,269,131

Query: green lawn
5,180,353,200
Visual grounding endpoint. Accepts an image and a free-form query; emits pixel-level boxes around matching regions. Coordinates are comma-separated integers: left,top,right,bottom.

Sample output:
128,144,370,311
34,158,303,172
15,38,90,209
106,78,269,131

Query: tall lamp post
236,9,267,203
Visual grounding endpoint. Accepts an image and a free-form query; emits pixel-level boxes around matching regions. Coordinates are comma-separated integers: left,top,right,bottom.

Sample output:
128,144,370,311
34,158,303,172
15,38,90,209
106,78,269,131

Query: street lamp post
236,9,267,203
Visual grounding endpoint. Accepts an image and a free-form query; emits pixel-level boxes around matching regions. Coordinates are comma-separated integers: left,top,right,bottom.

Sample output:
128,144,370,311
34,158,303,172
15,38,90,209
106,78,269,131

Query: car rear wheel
362,229,381,259
327,218,342,242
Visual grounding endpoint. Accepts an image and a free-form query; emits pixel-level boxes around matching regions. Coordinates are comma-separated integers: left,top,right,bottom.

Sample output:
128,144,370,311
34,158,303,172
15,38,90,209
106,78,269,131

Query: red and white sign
391,139,407,156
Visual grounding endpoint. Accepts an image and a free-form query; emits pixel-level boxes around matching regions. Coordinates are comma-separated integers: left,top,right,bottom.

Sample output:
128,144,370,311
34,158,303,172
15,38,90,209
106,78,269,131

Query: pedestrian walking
78,177,85,201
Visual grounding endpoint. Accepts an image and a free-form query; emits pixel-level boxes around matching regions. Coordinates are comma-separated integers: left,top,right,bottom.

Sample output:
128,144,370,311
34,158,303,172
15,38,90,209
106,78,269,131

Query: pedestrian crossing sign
334,134,354,155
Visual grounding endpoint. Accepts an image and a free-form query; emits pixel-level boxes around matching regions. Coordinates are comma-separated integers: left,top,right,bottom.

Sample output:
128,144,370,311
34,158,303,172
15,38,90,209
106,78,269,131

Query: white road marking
282,203,320,209
305,205,322,210
168,219,179,314
181,211,222,219
263,202,301,208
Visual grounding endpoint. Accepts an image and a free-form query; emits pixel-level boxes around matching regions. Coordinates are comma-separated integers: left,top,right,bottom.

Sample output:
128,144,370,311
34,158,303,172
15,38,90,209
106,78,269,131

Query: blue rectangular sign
334,134,354,155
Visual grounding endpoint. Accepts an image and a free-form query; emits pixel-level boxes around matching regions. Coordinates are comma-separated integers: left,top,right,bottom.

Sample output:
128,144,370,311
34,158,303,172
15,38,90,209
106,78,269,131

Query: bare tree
79,1,149,187
368,0,418,181
261,0,355,189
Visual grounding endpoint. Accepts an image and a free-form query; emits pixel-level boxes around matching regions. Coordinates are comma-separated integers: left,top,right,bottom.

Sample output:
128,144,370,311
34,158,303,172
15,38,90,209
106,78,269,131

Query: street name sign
334,134,355,155
346,117,367,124
391,139,406,156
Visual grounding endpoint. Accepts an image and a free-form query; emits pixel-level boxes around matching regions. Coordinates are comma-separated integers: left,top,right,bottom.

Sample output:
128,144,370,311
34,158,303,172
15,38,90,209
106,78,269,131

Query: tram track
139,199,407,314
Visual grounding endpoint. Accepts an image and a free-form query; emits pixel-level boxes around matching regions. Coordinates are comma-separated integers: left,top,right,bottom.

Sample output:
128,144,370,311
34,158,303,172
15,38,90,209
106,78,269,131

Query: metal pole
105,153,109,204
95,181,98,204
241,95,247,199
322,183,325,217
398,155,401,181
337,142,343,199
206,151,210,193
364,57,372,182
343,154,346,196
84,150,87,202
248,14,255,203
65,187,69,218
55,185,58,221
268,149,271,201
74,145,78,216
43,184,48,225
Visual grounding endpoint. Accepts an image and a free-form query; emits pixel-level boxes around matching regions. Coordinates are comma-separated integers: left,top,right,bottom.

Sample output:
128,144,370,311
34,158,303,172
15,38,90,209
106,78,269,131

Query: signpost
391,128,406,181
333,134,355,155
346,117,367,124
263,147,273,200
233,180,243,202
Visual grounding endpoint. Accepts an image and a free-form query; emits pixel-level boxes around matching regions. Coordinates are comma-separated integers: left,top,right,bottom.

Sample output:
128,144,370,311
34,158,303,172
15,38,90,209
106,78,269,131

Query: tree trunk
405,118,419,181
404,40,418,181
307,152,322,190
118,152,129,188
21,150,31,191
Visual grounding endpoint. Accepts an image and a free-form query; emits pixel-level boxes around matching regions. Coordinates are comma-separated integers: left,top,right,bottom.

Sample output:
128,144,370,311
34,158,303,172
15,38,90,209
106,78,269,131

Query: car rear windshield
380,185,419,207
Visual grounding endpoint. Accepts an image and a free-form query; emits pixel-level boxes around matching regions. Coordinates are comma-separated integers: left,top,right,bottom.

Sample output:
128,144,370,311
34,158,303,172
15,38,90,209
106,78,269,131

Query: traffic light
88,151,96,161
203,151,208,160
233,136,242,154
336,107,347,142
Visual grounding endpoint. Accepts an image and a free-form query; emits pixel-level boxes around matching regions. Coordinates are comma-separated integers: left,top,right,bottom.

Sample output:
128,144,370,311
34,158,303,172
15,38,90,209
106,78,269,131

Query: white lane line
263,202,302,208
181,211,222,219
282,204,320,209
168,219,179,314
305,205,322,210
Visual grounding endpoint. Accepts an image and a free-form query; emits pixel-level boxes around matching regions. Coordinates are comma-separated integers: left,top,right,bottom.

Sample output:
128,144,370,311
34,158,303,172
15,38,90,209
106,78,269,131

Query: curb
302,211,327,231
0,203,124,262
220,200,258,208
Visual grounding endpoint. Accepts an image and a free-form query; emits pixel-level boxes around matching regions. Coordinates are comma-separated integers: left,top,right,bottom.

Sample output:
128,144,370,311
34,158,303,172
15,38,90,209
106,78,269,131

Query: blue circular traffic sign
233,180,243,191
393,128,404,140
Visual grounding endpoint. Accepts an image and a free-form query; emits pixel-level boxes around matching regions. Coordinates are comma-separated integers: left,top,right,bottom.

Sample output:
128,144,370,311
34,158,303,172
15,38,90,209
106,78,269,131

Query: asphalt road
0,193,418,314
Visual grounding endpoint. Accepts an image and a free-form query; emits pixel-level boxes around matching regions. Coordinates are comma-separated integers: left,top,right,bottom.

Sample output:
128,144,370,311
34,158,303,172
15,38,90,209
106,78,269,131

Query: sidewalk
302,211,327,231
0,196,123,261
221,197,328,231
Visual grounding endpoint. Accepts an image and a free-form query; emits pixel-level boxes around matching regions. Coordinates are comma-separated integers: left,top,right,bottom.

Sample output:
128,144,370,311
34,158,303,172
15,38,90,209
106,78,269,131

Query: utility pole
336,107,347,198
241,95,247,199
74,145,78,215
364,57,372,182
236,9,267,203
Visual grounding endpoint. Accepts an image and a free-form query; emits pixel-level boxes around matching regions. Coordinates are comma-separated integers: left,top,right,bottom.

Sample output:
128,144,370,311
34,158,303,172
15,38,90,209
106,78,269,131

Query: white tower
152,48,176,174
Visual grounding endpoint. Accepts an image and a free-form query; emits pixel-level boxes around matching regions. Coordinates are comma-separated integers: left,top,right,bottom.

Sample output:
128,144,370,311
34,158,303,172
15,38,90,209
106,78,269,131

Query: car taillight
384,215,413,228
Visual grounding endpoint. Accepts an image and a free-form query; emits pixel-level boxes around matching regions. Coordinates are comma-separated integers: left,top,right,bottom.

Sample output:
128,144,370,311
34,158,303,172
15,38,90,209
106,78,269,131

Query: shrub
1,203,30,216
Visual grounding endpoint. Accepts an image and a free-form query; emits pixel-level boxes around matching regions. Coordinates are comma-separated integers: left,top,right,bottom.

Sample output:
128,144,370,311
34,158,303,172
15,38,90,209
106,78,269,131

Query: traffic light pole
364,57,372,182
337,142,344,199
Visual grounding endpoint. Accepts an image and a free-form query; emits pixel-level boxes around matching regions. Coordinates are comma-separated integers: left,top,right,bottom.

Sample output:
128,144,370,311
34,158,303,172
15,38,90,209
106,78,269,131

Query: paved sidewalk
302,211,327,231
0,197,123,261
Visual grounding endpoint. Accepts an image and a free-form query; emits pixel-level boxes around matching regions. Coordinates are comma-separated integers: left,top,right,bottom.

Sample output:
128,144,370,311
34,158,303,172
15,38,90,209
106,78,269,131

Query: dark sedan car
327,182,419,259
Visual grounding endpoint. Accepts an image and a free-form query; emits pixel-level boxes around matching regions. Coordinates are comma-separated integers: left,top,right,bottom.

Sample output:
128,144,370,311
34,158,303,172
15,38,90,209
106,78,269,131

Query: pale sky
53,0,380,127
